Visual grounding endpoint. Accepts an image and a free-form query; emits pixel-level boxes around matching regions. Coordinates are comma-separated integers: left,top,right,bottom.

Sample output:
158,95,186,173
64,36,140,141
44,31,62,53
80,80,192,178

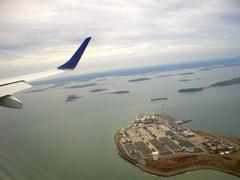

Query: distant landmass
32,57,240,86
89,88,107,93
128,78,151,82
65,95,80,102
151,97,168,101
211,77,240,87
179,78,202,82
95,78,106,82
110,91,130,94
178,72,194,75
158,74,172,78
200,62,240,71
179,79,192,82
65,83,97,89
25,84,64,93
178,88,203,93
178,77,240,93
25,88,47,93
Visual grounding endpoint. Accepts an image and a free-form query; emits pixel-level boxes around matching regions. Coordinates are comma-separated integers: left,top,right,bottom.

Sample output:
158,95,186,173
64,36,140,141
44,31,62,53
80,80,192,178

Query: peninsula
114,113,240,177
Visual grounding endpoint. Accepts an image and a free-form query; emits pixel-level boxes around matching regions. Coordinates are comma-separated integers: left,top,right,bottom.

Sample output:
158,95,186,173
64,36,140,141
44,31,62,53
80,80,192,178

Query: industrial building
118,113,239,161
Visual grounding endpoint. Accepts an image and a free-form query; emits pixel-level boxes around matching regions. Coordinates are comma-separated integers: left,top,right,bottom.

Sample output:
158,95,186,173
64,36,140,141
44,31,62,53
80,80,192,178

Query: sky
0,0,240,76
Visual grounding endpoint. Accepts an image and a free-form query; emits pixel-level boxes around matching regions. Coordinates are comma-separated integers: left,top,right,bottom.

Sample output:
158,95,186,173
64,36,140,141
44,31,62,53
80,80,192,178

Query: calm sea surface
1,65,240,180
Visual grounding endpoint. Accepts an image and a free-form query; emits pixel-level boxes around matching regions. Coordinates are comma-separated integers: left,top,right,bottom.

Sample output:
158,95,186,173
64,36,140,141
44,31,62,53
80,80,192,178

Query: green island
114,113,240,177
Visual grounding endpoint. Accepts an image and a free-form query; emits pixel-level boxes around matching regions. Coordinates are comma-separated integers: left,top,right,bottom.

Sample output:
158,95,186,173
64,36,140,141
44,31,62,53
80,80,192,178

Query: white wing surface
0,37,91,109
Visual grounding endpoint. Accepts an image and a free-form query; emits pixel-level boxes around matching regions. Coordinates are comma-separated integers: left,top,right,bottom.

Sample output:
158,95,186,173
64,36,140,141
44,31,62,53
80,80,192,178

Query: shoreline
114,130,240,177
139,163,240,177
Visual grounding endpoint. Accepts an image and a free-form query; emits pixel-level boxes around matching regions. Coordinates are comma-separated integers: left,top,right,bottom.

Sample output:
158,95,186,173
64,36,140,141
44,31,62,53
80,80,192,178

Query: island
178,77,240,93
25,88,47,93
178,88,203,93
151,97,168,101
110,90,130,94
114,113,240,177
65,95,80,102
211,77,240,87
177,72,194,75
65,83,97,89
179,79,192,82
25,83,64,93
200,62,240,71
89,88,107,93
158,74,172,78
128,78,151,82
95,78,107,82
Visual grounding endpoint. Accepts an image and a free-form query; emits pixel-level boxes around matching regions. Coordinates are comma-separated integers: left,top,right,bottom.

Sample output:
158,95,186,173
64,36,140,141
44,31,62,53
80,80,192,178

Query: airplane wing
0,37,91,109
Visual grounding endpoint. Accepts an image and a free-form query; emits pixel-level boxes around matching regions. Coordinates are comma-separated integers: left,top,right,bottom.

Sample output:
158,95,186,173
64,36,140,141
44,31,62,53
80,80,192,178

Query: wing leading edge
0,37,91,109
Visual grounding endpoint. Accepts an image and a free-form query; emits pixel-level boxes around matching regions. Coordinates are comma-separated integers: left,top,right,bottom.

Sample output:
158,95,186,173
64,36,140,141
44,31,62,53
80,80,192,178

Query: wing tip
58,37,91,70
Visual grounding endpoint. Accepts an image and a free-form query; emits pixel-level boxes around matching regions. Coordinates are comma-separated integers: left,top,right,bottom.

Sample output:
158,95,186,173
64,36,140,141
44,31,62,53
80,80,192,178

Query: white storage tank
152,151,159,161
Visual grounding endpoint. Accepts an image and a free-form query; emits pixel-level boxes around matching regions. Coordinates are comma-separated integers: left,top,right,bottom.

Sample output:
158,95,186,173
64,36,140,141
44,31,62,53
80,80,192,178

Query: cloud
0,0,240,75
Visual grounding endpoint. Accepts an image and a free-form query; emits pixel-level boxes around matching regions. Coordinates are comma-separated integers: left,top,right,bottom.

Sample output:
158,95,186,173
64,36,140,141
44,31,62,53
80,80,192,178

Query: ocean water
0,64,240,180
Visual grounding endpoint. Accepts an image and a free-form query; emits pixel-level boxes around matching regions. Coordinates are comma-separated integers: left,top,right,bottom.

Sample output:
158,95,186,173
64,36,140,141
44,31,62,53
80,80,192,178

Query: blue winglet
58,37,91,70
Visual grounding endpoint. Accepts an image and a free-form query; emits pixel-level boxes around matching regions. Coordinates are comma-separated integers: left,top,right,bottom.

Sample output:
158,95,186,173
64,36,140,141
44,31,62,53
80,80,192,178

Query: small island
128,78,151,82
178,77,240,93
151,97,168,101
65,83,97,89
89,88,107,93
178,88,203,93
178,72,194,75
200,62,240,71
179,79,192,82
110,90,130,94
158,74,172,78
65,95,80,102
114,113,240,177
25,84,63,93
